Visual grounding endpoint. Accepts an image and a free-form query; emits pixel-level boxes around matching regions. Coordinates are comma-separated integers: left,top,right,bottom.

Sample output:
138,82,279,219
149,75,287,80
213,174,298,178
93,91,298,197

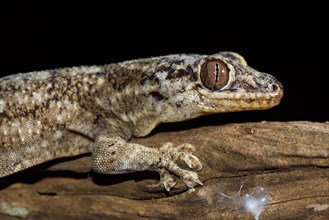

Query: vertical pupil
201,59,229,90
215,63,219,83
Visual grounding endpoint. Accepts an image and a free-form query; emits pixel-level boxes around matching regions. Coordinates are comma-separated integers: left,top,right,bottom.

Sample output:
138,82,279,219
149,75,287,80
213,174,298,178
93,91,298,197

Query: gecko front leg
91,133,203,191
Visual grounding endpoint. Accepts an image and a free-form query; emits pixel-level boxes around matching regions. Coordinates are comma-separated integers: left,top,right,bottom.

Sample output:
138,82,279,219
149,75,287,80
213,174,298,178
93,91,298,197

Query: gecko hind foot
156,142,203,191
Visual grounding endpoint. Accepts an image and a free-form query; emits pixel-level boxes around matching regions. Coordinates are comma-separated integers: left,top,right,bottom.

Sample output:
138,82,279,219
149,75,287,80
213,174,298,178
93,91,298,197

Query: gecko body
0,52,283,190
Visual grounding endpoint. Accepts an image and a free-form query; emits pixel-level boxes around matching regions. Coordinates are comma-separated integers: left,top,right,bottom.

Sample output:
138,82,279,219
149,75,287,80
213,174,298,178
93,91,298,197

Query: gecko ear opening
200,59,230,90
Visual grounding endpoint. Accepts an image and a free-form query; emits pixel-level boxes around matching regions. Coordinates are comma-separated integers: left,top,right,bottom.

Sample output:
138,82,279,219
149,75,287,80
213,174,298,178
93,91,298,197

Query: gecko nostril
268,82,281,92
270,84,278,92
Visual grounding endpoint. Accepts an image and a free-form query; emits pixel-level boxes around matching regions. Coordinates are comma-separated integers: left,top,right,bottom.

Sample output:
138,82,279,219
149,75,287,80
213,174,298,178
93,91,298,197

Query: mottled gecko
0,52,283,191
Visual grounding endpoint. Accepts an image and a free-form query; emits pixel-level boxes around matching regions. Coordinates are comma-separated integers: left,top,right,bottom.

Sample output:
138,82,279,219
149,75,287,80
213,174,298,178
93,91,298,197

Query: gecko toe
176,143,202,171
176,143,195,153
180,153,203,171
147,169,177,191
181,170,203,189
157,142,203,190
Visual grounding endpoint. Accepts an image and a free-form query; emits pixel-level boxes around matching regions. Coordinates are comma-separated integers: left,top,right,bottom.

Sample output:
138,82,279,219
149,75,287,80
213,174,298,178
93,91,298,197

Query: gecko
0,52,283,191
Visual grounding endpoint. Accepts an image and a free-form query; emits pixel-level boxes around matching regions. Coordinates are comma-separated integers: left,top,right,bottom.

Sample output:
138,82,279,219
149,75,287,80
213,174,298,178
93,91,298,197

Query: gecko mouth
198,90,283,113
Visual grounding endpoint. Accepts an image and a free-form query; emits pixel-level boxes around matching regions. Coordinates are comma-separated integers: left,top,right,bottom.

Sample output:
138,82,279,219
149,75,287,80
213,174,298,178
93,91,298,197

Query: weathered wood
1,121,329,219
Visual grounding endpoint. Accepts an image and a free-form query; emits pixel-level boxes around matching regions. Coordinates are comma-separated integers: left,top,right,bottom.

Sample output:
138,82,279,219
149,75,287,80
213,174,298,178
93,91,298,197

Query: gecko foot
155,142,203,191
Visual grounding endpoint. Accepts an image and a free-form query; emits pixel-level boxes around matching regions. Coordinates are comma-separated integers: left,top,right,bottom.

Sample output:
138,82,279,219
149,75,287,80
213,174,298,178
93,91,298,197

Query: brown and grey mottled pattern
0,52,283,191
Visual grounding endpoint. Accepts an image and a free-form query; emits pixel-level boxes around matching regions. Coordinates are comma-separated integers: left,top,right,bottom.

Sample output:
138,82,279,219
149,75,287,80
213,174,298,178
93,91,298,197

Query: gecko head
139,52,283,130
195,52,283,113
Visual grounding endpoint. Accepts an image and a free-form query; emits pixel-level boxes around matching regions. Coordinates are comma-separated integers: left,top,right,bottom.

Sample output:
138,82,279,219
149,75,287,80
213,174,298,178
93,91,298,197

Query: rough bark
1,121,328,220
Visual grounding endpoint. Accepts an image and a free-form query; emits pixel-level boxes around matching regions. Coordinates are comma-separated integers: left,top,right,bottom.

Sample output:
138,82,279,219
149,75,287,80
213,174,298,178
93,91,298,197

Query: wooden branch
1,121,329,219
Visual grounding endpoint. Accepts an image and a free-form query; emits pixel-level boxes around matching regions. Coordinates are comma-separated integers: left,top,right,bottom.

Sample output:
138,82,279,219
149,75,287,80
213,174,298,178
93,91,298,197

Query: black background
0,1,328,126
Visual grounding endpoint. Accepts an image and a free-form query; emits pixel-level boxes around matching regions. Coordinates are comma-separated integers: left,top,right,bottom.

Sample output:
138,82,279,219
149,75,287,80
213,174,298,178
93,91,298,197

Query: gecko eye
200,59,230,90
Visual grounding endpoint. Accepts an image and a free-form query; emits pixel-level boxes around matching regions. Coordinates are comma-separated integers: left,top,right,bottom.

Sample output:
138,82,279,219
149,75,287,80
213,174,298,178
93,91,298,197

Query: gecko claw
181,170,203,189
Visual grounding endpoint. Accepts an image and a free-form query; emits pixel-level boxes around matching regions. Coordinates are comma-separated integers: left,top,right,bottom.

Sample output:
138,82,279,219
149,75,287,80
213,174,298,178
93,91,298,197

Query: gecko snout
267,78,284,105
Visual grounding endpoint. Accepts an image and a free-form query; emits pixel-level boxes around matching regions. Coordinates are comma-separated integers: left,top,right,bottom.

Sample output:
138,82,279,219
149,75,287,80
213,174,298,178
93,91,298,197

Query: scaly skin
0,52,283,190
